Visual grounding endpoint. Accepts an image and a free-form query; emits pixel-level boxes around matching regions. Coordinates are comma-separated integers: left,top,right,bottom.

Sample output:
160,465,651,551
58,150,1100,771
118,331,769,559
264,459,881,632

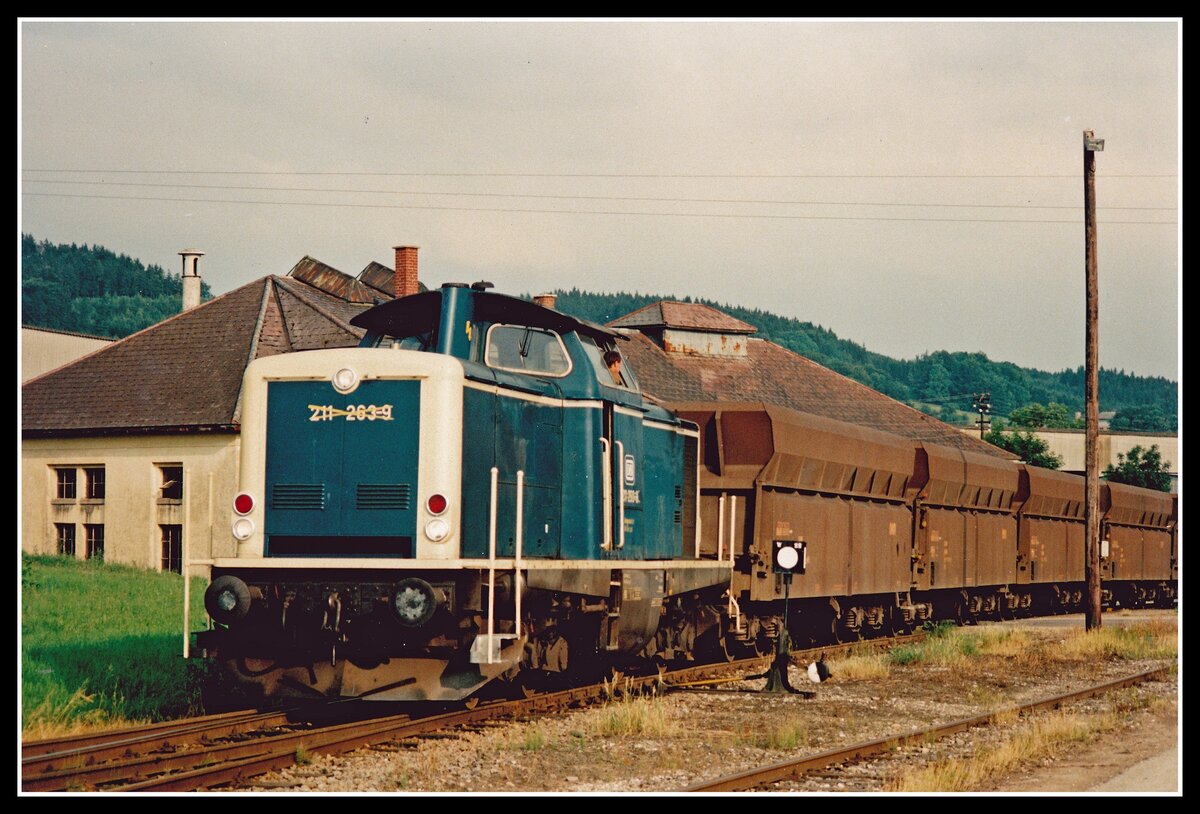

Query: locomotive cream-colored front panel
232,348,465,562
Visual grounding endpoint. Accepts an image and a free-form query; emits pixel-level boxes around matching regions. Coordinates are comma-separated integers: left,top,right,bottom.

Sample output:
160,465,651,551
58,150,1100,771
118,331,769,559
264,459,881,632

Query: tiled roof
608,301,757,334
22,273,369,436
620,332,1014,460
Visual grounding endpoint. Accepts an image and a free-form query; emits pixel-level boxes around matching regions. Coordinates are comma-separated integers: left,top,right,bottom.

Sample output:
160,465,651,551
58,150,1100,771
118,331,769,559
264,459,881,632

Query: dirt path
986,690,1178,793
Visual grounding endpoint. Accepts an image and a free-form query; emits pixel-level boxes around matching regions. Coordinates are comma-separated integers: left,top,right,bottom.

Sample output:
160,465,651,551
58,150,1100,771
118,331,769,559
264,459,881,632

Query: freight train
196,283,1177,703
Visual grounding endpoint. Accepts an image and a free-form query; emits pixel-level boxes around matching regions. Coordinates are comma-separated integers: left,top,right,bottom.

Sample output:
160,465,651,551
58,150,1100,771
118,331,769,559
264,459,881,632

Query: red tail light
233,492,255,515
426,493,448,515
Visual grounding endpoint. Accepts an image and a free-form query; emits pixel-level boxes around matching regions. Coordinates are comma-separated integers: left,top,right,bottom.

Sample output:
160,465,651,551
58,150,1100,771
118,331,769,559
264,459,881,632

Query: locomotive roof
349,288,627,343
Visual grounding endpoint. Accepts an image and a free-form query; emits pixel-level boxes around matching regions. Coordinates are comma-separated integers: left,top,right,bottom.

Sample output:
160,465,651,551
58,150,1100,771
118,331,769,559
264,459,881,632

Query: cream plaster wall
21,433,241,579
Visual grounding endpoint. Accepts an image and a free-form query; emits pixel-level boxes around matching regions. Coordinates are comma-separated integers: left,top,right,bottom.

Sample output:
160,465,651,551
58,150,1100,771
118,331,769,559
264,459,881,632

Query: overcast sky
20,19,1180,381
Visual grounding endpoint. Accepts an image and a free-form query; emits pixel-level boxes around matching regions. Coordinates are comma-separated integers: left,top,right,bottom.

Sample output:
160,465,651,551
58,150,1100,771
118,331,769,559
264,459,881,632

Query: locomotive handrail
488,466,498,656
717,494,725,563
600,438,613,551
515,470,524,639
728,494,737,566
616,440,626,549
484,467,525,659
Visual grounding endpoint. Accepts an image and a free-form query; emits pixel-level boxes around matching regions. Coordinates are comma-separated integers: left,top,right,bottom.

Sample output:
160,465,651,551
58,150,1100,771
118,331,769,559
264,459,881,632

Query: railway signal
972,392,992,438
764,540,808,694
773,540,806,577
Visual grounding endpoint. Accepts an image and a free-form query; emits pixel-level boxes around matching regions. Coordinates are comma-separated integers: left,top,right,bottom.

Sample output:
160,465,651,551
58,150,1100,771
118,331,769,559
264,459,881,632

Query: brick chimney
533,292,557,309
179,249,204,311
393,245,420,298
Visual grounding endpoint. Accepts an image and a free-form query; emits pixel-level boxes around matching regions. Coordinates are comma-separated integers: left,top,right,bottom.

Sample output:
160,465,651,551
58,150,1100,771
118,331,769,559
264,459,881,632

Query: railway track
681,666,1173,792
21,633,922,792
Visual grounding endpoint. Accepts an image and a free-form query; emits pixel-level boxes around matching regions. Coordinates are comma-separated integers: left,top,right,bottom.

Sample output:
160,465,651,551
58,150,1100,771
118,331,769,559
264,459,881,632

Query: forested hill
548,288,1178,428
21,234,212,339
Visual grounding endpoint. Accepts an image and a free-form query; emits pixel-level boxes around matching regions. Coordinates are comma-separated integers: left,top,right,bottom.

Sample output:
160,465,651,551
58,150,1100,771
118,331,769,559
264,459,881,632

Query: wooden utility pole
1083,130,1104,631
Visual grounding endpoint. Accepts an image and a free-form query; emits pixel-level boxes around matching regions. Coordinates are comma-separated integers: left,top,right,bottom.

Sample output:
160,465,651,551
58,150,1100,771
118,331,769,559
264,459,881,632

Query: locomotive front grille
356,483,412,510
272,483,326,510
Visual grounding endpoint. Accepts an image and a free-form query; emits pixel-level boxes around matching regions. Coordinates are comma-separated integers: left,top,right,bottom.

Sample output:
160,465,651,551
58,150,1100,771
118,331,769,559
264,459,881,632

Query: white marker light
424,518,450,542
232,517,255,541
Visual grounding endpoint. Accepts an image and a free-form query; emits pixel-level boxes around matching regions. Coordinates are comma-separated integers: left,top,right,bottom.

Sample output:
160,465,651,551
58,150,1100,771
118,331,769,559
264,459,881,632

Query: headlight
424,518,450,542
232,517,255,541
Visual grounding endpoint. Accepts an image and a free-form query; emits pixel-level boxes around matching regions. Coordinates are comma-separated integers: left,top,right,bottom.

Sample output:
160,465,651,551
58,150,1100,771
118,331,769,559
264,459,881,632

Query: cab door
603,399,645,556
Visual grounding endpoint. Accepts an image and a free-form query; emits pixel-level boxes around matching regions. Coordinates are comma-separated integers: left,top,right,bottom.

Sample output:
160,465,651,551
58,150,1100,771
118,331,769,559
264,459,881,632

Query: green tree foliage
1109,405,1177,433
924,361,952,402
21,234,212,338
1008,402,1082,429
548,288,1177,427
1103,445,1173,491
983,428,1064,470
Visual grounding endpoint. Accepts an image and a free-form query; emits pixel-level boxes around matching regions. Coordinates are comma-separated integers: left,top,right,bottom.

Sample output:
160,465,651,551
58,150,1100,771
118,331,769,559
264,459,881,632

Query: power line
20,191,1179,225
19,178,1177,211
21,168,1179,180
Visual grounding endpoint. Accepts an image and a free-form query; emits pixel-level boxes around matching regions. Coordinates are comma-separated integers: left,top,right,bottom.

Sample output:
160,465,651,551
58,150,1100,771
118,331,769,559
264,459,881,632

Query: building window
85,524,105,561
55,523,76,557
55,468,77,500
160,524,182,573
159,465,183,501
84,467,106,500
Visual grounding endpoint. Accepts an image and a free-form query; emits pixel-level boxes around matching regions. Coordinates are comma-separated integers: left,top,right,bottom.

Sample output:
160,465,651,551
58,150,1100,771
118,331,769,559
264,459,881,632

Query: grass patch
1059,621,1177,661
890,709,1120,792
974,627,1036,657
592,695,678,738
889,625,1044,670
890,645,924,666
517,729,547,751
21,554,209,738
831,652,892,680
752,718,809,750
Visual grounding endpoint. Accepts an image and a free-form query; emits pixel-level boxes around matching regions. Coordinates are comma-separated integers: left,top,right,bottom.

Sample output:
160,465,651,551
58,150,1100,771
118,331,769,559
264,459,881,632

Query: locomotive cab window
579,335,639,391
484,324,572,377
385,331,434,352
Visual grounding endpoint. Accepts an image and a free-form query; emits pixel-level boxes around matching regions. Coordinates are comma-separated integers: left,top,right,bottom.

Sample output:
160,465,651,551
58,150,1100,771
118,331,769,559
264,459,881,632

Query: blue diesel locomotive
199,284,729,702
